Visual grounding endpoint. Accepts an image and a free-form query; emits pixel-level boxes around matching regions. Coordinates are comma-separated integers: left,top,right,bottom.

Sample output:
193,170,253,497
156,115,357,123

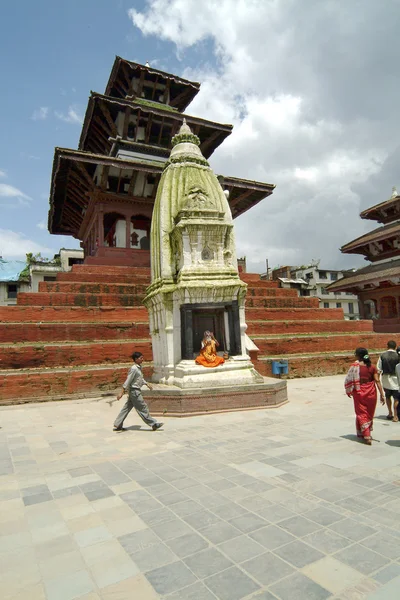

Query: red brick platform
0,264,387,405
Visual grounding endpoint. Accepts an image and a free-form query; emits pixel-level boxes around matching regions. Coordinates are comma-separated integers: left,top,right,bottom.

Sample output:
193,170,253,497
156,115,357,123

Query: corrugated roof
0,259,26,282
279,278,308,285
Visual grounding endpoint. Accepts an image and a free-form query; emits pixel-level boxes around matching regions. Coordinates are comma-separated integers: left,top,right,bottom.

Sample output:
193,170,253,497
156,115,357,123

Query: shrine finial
171,118,201,147
391,186,398,198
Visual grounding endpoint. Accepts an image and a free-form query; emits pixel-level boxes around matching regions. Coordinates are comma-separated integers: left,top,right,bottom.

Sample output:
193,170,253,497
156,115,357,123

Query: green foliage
18,252,61,279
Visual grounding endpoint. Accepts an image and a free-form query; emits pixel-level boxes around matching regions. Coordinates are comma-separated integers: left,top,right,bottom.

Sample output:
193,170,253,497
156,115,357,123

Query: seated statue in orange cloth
195,331,225,368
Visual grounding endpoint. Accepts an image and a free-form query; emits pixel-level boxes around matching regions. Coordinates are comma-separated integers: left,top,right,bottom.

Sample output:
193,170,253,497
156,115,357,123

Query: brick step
38,282,149,295
245,287,298,298
0,340,152,370
0,363,148,404
71,265,151,276
56,272,151,284
17,293,145,307
254,333,388,355
253,351,381,379
372,318,400,333
246,319,373,335
245,297,319,309
0,322,150,343
245,308,344,321
240,274,278,286
0,306,149,323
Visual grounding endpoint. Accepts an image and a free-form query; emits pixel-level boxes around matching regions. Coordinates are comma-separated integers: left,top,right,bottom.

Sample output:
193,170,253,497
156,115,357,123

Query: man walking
377,340,400,422
113,351,163,431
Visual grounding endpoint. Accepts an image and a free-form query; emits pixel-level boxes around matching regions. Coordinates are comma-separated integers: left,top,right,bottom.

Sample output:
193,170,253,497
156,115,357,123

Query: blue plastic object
271,360,289,375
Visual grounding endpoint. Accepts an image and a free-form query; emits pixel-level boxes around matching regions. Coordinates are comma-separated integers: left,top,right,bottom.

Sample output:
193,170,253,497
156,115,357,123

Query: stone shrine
143,121,287,413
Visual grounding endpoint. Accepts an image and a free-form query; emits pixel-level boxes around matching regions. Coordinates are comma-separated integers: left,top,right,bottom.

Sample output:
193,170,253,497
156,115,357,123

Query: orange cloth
195,340,225,368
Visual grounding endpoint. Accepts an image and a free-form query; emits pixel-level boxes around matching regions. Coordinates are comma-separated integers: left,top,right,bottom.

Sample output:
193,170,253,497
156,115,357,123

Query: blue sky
1,1,399,272
0,0,206,259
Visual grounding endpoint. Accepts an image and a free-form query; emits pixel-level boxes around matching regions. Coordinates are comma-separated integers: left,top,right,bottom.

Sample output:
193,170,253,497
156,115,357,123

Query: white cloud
55,105,83,125
0,229,52,259
32,106,49,121
37,221,47,230
129,0,400,270
0,169,6,178
0,183,32,206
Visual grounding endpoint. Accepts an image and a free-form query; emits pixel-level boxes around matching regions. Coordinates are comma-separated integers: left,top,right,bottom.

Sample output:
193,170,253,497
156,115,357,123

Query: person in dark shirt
377,340,400,421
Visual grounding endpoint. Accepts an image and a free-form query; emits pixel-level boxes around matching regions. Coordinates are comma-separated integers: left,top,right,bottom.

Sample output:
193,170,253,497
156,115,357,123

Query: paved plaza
1,375,400,600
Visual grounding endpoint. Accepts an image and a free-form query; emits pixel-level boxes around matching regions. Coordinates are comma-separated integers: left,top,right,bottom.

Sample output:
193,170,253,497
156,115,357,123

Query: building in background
0,249,83,304
327,187,400,331
30,249,83,292
0,259,30,306
264,262,360,320
293,265,359,320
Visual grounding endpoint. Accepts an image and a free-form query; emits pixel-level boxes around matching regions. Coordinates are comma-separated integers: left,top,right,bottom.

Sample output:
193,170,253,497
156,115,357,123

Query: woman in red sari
345,347,385,445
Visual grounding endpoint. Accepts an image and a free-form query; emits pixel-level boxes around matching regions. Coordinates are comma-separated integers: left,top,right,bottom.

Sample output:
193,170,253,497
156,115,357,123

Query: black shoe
152,422,163,431
113,426,126,432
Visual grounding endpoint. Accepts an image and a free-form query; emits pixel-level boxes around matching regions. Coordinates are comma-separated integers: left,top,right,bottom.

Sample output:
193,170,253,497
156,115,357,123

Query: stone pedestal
143,377,288,417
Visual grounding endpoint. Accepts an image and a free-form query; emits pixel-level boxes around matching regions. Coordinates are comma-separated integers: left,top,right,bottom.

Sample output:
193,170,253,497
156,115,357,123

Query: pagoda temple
0,56,392,407
328,187,400,331
48,57,275,266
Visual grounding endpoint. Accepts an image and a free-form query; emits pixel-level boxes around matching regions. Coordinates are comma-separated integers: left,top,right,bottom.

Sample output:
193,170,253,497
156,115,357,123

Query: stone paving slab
0,375,400,599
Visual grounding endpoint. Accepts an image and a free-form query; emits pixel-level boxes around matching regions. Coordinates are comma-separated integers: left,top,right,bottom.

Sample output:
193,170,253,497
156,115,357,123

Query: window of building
318,271,327,279
336,302,342,308
43,276,57,282
348,303,354,314
330,273,338,281
323,302,329,308
336,292,341,296
320,287,328,295
305,272,313,279
68,258,84,267
7,284,18,299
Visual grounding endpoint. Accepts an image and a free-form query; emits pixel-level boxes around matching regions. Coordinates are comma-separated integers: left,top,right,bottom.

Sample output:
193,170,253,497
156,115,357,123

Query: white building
292,265,360,320
30,249,83,292
0,249,84,305
0,259,30,306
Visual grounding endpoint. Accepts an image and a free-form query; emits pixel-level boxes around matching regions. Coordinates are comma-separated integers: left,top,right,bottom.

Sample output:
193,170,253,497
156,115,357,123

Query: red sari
352,364,377,440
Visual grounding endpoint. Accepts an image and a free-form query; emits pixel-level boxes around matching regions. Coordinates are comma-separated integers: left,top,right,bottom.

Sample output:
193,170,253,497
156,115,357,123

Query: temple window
104,212,125,248
107,176,118,192
127,123,135,139
130,216,150,249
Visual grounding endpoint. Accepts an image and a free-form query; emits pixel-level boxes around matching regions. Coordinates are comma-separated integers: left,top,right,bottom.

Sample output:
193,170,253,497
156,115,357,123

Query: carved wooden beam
99,101,118,137
229,188,254,208
75,163,96,190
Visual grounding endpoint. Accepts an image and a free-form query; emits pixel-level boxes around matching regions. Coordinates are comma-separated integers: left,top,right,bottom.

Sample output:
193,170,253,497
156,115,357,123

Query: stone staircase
0,266,388,404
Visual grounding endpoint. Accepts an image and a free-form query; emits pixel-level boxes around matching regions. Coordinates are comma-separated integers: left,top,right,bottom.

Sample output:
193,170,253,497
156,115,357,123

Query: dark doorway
193,309,225,353
180,302,241,360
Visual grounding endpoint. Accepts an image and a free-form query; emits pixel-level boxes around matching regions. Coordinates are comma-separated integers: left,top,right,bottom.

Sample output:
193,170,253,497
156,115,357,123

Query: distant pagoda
48,56,275,267
328,187,400,325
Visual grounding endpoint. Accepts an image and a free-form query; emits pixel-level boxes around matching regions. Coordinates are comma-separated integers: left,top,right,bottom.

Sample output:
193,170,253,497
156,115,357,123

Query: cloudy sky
0,1,399,272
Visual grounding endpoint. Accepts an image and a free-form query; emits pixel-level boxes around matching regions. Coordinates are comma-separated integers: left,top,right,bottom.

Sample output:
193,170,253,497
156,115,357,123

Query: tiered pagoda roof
48,56,275,239
328,187,400,292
